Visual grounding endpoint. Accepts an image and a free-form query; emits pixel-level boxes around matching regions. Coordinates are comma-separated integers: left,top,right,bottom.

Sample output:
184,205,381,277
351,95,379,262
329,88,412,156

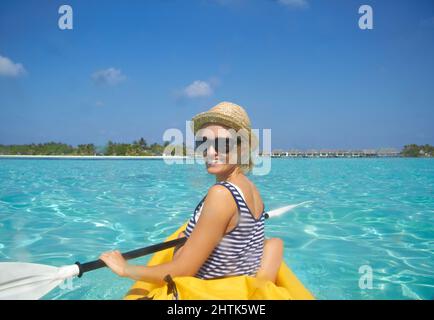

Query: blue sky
0,0,433,150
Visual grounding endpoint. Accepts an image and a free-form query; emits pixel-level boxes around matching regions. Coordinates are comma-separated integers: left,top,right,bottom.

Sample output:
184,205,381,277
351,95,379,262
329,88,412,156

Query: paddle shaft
75,211,274,276
75,237,187,277
75,214,270,276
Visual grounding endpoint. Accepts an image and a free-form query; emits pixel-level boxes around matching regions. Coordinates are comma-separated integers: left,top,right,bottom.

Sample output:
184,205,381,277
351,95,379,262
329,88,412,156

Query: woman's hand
99,250,129,277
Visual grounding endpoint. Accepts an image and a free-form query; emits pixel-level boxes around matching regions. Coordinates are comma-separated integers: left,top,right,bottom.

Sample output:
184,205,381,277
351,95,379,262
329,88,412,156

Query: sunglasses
194,137,239,154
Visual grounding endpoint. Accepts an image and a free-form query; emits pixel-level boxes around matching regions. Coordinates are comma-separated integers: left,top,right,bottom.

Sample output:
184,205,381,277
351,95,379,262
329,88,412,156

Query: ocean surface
0,158,433,300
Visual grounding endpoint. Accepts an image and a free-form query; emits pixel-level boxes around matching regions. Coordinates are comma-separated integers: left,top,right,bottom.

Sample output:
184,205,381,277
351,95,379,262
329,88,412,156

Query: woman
100,101,283,285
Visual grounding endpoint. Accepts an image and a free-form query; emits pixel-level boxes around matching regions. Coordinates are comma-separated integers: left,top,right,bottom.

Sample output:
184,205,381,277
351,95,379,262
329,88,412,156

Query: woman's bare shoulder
235,176,261,196
236,176,264,215
201,184,237,219
206,183,231,197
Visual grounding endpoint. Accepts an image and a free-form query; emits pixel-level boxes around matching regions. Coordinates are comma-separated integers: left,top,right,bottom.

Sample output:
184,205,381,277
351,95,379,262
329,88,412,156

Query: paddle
0,201,312,300
0,237,187,300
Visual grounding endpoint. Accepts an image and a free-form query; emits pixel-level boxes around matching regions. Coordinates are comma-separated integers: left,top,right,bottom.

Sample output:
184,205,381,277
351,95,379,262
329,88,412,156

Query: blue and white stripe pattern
184,181,265,279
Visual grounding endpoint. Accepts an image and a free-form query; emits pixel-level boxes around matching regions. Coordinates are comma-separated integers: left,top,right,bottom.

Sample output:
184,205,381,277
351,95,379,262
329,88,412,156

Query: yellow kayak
124,223,314,300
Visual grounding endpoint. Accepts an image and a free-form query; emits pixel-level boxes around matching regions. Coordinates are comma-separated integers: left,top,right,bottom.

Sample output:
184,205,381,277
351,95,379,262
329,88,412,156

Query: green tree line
401,144,434,157
0,138,186,156
1,141,431,157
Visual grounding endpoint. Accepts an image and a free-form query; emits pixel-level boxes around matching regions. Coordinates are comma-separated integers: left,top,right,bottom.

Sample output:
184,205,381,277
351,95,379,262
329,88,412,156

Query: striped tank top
184,181,265,280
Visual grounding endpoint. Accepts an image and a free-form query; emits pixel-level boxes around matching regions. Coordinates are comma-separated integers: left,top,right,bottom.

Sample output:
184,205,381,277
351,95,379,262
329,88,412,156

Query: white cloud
277,0,308,9
0,55,26,77
91,68,126,86
183,80,213,98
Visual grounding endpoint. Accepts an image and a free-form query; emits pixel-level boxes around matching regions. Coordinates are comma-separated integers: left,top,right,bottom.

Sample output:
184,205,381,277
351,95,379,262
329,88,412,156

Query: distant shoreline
0,154,426,159
0,155,190,159
0,154,429,160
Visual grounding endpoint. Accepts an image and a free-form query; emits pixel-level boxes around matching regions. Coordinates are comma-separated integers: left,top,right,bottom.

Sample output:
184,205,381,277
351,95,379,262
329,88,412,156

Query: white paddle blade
267,201,313,218
0,262,79,300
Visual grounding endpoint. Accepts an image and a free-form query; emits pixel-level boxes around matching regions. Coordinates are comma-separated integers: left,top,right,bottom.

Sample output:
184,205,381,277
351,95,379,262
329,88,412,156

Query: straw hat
191,101,258,149
192,101,249,132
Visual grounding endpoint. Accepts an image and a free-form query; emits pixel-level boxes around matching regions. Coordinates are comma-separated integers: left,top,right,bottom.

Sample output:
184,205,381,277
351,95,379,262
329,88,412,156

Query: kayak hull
124,223,314,300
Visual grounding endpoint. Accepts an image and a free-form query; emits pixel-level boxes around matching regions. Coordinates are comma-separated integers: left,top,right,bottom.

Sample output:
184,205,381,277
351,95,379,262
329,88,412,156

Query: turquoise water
0,158,433,300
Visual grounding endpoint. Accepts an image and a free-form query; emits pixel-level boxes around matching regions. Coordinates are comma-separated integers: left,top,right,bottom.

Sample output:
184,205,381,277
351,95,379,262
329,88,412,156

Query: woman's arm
99,184,237,285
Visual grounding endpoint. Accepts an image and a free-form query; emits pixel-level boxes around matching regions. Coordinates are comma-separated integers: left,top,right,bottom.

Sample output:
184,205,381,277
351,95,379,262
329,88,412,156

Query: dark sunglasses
194,137,239,154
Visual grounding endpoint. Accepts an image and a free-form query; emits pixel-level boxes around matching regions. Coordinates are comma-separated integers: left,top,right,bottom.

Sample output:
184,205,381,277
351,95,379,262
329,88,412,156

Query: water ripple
0,158,433,300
